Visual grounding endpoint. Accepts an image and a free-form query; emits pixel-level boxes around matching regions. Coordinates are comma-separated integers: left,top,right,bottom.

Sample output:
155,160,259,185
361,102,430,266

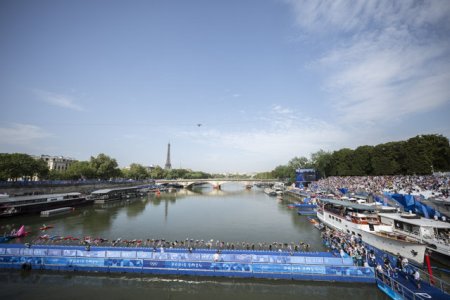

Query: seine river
0,184,388,299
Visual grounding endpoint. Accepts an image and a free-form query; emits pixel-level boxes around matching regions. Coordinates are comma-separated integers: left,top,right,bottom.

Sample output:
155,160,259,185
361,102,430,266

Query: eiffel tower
164,143,172,170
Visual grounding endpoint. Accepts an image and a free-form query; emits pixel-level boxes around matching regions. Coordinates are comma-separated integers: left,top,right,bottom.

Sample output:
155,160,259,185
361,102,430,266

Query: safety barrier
0,244,375,283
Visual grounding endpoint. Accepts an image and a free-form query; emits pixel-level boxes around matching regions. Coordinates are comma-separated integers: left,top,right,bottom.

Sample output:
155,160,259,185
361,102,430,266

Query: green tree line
3,134,448,182
257,134,450,181
0,153,49,181
0,153,219,181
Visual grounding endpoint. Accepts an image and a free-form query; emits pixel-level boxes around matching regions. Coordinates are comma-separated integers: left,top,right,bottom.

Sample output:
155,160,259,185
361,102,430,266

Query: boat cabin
378,212,450,243
0,192,83,207
318,198,381,226
90,186,141,202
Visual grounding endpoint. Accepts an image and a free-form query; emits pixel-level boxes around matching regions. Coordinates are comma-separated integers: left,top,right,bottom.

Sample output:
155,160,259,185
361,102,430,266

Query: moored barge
0,192,91,217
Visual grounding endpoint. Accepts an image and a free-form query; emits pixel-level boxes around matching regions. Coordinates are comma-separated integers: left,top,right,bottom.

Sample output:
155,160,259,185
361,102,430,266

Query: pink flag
15,225,25,237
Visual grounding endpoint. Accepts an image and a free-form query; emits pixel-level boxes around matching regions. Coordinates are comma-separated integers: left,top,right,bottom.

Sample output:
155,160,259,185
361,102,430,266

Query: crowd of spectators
321,228,368,267
315,175,449,200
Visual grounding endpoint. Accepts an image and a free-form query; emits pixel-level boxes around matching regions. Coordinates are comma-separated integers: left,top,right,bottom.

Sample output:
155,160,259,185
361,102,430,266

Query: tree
351,146,374,175
330,148,354,176
47,169,69,180
371,143,403,175
412,134,450,172
127,163,149,180
404,136,432,174
310,150,332,178
167,168,188,179
150,166,167,179
272,165,294,182
89,153,121,179
288,156,313,169
0,153,49,181
33,158,50,179
254,172,273,179
185,171,211,179
66,161,96,180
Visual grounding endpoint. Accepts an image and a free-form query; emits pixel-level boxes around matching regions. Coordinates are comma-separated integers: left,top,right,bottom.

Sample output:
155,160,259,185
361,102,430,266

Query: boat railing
409,265,450,294
434,237,449,246
376,271,431,300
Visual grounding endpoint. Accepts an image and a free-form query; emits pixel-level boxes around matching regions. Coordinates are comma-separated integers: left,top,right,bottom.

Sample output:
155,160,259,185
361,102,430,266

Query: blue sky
1,0,449,173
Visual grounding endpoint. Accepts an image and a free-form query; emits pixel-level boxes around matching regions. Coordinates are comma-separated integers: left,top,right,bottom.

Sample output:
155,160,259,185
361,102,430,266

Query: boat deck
365,243,449,299
376,270,449,300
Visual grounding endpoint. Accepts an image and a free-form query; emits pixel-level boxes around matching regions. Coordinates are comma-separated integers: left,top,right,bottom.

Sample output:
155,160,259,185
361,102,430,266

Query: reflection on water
0,184,389,299
0,184,324,246
0,270,387,300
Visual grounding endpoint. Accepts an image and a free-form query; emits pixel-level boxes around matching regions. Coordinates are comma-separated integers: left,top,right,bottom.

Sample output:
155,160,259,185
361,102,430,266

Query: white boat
273,183,285,195
378,212,450,262
430,196,450,207
317,198,426,265
264,188,277,197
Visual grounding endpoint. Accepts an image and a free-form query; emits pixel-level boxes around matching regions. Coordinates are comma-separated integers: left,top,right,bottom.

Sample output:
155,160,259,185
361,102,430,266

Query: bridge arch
156,179,277,190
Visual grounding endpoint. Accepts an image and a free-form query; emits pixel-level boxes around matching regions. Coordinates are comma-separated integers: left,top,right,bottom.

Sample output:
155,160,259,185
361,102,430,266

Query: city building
36,155,77,171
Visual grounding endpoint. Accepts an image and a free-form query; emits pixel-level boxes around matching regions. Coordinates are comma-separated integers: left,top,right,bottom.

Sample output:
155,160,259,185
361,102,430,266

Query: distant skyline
1,1,449,173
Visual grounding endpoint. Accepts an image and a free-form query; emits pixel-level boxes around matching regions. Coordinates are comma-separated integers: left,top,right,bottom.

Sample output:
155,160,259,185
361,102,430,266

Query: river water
0,184,388,299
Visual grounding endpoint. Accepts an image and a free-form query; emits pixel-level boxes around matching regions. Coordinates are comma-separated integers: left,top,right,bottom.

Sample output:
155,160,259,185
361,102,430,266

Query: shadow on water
0,269,388,300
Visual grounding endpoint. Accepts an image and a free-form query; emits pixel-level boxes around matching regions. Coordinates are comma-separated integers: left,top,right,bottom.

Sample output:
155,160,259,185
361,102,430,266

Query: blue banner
289,256,306,264
251,255,270,263
63,249,78,257
304,257,324,264
44,257,106,267
292,265,326,274
5,248,21,255
106,250,122,258
0,247,376,283
209,262,252,272
48,249,62,256
0,256,44,264
143,260,166,268
252,263,291,273
166,261,211,270
136,251,153,259
104,258,142,267
120,251,137,258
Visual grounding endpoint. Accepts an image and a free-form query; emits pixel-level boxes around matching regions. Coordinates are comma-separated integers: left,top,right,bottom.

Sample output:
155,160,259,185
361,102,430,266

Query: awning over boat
318,198,377,212
0,192,82,203
378,213,450,229
91,186,141,195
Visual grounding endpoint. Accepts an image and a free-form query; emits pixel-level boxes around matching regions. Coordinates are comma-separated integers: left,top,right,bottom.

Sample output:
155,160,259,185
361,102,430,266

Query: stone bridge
155,178,278,189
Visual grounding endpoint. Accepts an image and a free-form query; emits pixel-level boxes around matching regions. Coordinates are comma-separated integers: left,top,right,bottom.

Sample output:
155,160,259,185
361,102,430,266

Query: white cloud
287,1,450,34
272,105,293,115
287,0,450,124
177,105,348,171
34,90,84,111
0,123,52,145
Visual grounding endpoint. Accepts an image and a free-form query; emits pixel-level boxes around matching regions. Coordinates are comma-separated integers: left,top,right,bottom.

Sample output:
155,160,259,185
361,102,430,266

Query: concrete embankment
0,182,148,196
282,189,310,203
